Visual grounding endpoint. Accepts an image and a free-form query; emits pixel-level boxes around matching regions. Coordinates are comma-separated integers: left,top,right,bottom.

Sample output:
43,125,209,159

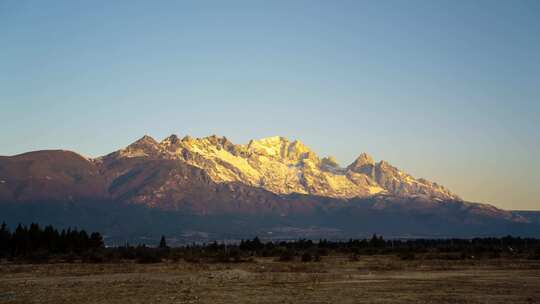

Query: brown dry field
1,256,539,304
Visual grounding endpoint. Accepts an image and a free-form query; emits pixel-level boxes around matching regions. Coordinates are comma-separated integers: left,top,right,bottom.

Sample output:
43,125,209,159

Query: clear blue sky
1,1,539,210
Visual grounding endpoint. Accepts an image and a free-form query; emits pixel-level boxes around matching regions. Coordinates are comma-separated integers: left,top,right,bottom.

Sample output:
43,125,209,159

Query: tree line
1,222,540,263
0,222,103,260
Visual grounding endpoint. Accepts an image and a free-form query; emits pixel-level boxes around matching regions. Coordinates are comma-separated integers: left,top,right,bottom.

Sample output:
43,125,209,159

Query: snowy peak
246,136,316,164
103,134,461,201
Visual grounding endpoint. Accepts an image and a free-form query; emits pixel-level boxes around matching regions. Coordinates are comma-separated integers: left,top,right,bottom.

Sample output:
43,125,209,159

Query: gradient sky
1,1,539,210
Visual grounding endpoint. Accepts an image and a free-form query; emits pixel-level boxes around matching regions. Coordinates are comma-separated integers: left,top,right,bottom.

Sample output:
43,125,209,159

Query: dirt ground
1,256,539,304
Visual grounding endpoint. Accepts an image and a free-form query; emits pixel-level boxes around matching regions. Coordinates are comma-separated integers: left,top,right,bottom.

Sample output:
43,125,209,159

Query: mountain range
1,135,538,243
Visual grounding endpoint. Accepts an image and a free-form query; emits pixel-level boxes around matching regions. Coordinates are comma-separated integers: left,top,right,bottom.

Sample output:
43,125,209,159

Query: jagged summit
161,134,180,145
348,153,375,168
99,134,460,201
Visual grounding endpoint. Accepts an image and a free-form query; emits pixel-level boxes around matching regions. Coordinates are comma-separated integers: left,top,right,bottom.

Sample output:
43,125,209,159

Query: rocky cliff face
102,134,460,201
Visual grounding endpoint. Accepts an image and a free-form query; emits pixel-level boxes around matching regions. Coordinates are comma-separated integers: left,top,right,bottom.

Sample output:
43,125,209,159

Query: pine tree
252,236,262,251
89,232,104,249
159,235,168,249
0,222,11,255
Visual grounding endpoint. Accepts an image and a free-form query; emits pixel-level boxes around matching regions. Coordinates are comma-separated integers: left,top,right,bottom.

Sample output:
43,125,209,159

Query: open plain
1,256,539,304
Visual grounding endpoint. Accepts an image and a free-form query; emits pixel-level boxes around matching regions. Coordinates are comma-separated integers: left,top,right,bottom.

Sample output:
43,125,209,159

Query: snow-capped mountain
1,134,536,239
101,134,459,201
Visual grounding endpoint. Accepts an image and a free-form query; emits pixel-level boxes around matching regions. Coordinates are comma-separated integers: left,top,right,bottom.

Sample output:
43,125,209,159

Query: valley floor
1,256,539,304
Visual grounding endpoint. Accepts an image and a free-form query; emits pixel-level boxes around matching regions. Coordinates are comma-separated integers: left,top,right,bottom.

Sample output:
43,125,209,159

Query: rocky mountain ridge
1,135,536,239
100,134,459,202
